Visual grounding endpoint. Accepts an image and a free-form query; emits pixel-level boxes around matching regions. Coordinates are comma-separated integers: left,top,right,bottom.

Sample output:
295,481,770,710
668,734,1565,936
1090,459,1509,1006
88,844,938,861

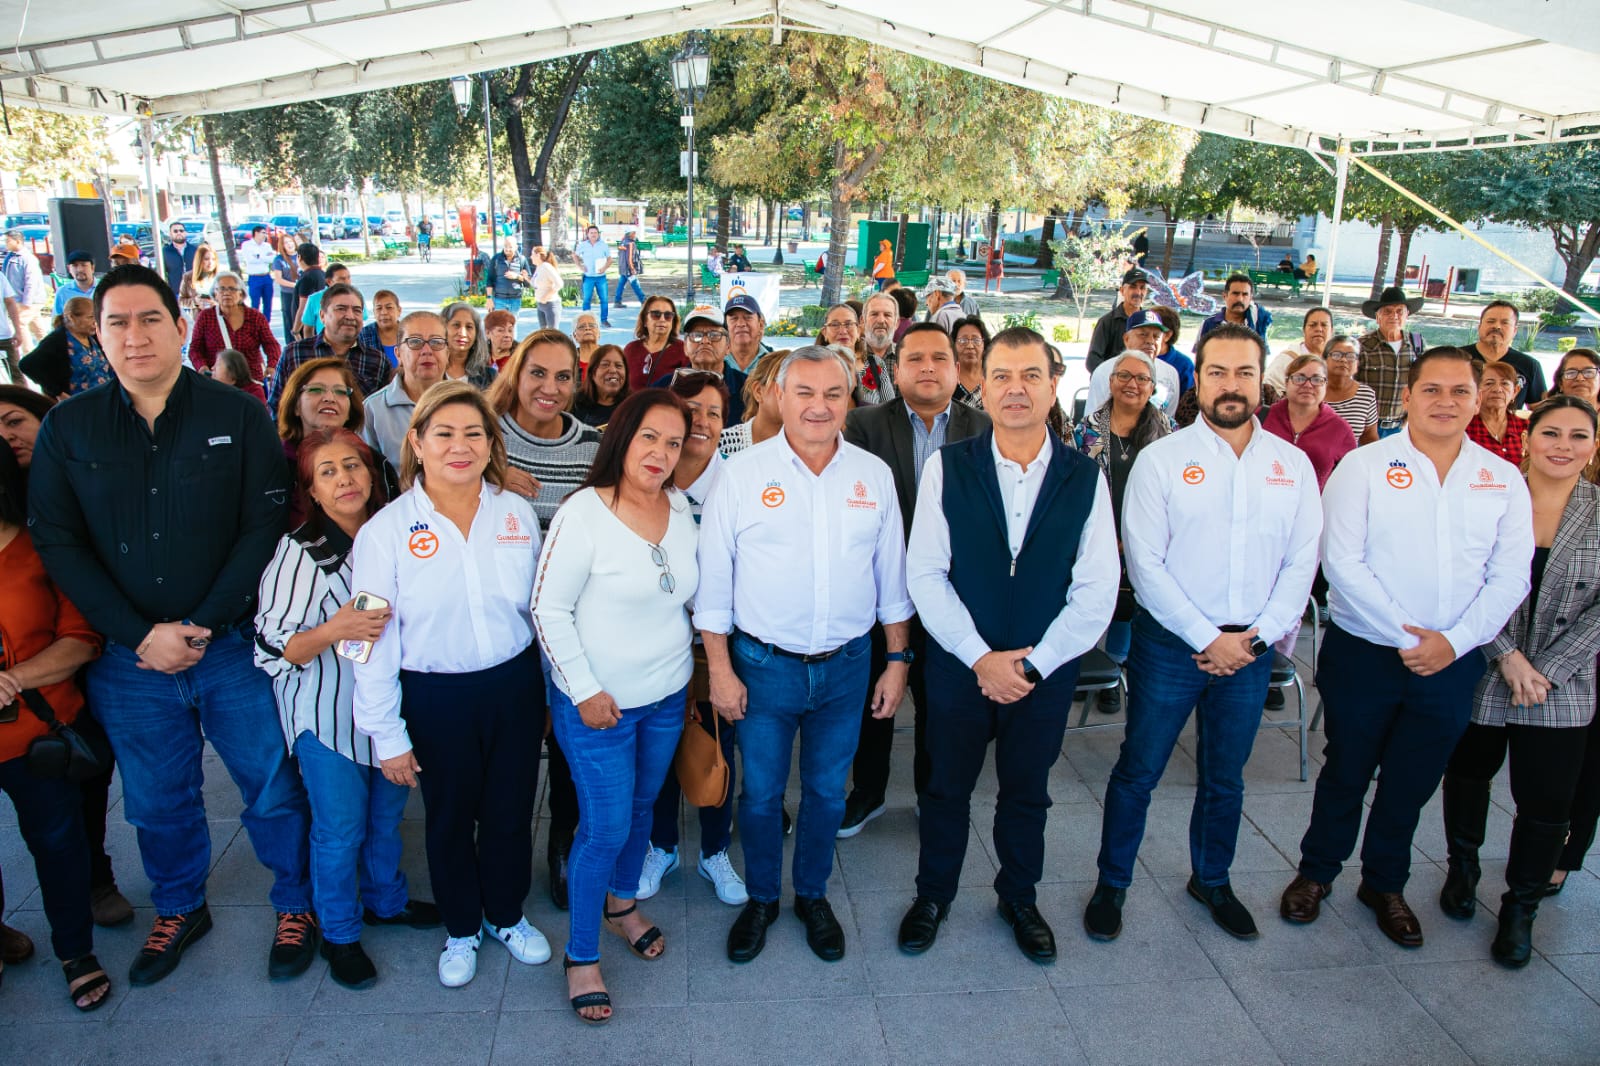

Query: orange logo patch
761,485,786,508
408,529,440,558
1386,466,1413,490
1182,464,1205,485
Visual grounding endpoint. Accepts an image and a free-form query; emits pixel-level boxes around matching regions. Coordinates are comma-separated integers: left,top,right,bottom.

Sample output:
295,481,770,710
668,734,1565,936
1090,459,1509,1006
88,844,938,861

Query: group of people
1,247,1595,1032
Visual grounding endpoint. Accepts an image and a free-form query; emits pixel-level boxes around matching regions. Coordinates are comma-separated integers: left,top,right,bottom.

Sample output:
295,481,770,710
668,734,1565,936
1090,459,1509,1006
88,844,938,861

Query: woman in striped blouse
254,427,439,991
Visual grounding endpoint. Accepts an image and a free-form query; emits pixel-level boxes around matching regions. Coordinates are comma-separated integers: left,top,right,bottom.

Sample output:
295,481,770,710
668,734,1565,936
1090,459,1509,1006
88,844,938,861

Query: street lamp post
449,74,497,251
670,34,711,307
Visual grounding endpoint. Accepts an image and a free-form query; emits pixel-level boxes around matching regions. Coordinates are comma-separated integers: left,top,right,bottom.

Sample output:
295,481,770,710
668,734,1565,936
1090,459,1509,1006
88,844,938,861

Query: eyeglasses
671,367,723,385
213,285,241,295
1325,350,1358,362
1288,374,1328,387
955,337,984,347
646,310,676,321
1480,376,1523,390
402,337,449,351
302,385,354,398
650,543,675,594
1561,367,1600,382
685,330,727,343
1110,371,1153,386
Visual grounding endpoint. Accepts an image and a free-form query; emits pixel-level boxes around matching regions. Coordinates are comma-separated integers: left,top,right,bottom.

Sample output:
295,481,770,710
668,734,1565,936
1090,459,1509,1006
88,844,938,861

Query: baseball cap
924,277,957,295
67,249,95,265
1121,268,1149,287
723,294,762,318
1124,309,1170,334
112,238,141,259
681,304,725,332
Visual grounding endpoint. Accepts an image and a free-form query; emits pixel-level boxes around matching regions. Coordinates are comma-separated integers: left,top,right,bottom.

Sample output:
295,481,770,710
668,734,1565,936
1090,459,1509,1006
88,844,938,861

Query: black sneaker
1187,876,1259,940
836,793,887,839
321,940,378,991
1264,688,1286,710
1096,688,1121,715
363,900,443,929
269,911,321,980
128,905,214,987
1083,882,1126,941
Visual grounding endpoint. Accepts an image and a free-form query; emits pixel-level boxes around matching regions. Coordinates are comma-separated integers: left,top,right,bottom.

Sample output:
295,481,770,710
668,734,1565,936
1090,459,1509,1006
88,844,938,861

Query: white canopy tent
5,0,1599,300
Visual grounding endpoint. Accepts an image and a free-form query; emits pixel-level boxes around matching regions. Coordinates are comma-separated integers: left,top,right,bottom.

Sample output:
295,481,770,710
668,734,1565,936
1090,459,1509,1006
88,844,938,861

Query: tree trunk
358,185,372,258
1555,222,1600,312
894,213,908,270
986,200,1001,246
1393,225,1416,289
763,200,774,244
821,180,854,308
546,183,568,256
400,192,414,241
1370,213,1393,299
201,117,239,274
1036,209,1059,268
1160,207,1177,275
507,52,595,253
957,206,968,259
774,209,785,265
801,203,812,242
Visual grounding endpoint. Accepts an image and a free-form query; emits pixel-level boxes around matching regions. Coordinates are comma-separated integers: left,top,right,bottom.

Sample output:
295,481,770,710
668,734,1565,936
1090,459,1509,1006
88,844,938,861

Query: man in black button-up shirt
29,265,315,988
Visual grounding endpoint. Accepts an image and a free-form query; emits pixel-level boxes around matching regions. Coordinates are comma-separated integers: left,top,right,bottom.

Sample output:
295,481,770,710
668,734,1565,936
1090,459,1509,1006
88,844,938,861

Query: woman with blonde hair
179,242,220,316
718,351,784,455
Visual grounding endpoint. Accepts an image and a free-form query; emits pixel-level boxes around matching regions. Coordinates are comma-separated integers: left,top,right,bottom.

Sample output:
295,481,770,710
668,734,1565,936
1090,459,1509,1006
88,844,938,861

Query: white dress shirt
907,433,1119,678
1122,416,1324,651
351,481,541,760
1086,356,1181,419
533,487,698,708
693,431,914,653
239,238,277,276
1321,428,1533,655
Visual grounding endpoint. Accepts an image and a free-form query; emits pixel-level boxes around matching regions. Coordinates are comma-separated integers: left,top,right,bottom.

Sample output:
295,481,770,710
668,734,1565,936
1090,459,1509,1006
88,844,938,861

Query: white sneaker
637,845,680,900
438,933,480,987
483,917,551,965
697,849,749,905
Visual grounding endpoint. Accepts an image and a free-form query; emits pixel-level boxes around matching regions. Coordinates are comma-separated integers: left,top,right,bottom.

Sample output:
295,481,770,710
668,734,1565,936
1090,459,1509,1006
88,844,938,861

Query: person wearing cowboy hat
1355,286,1427,439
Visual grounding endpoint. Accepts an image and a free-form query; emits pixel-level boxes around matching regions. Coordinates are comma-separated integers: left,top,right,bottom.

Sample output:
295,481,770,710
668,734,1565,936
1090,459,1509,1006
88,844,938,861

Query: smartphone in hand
335,591,391,665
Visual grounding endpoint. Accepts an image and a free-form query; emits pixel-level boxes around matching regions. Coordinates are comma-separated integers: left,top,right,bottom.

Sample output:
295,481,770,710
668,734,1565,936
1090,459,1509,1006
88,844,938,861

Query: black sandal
63,954,111,1012
562,955,612,1024
604,901,665,961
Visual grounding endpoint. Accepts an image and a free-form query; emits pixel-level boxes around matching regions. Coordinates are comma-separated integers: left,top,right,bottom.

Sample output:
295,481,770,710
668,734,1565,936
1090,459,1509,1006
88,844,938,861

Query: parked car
339,216,363,239
269,215,313,242
316,215,339,240
1,212,51,244
172,216,226,249
110,222,156,261
232,214,271,246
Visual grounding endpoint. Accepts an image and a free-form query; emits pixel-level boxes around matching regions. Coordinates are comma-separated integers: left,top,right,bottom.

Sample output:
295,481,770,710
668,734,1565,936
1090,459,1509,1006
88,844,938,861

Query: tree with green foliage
1051,224,1141,338
0,108,111,191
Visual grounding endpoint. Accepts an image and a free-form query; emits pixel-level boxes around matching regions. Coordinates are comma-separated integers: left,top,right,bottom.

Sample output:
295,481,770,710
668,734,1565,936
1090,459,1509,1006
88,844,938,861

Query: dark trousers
545,733,578,848
1559,709,1600,872
851,620,931,803
1449,721,1588,823
915,649,1079,906
400,647,543,938
80,756,116,890
0,755,94,961
650,703,737,858
1299,624,1486,892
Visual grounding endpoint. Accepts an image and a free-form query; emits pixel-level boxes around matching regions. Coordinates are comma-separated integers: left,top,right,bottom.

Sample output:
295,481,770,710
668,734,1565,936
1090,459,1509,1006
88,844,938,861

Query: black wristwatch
1022,658,1045,684
885,649,915,665
1249,638,1269,659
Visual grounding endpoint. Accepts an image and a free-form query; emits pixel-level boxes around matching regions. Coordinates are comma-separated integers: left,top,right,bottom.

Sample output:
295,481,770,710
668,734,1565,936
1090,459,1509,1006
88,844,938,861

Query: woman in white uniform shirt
533,388,699,1024
351,381,550,989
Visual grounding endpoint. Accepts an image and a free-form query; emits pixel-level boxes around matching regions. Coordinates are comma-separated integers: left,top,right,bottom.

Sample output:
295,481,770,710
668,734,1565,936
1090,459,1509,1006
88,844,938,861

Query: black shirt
1087,305,1133,372
295,267,327,302
1466,343,1546,411
28,369,289,649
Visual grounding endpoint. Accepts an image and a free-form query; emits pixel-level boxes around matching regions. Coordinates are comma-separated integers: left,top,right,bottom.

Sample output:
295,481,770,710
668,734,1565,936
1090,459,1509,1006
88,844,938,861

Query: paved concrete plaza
3,629,1599,1065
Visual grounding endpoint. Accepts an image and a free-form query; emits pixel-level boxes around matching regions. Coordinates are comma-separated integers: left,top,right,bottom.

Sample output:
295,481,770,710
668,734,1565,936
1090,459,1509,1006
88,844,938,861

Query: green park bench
635,240,655,257
1041,269,1061,290
801,262,822,287
381,237,410,254
700,264,718,286
659,227,690,246
1248,268,1302,296
897,269,930,288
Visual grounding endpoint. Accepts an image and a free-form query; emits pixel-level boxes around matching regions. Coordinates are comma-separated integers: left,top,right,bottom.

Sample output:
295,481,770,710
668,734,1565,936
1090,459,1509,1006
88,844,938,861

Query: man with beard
1199,274,1273,343
857,292,900,406
1085,322,1322,943
1465,301,1544,411
722,295,772,418
268,282,388,410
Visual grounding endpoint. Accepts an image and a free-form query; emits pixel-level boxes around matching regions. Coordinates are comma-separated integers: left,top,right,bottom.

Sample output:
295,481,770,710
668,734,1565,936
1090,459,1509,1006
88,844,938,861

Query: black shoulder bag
21,689,113,782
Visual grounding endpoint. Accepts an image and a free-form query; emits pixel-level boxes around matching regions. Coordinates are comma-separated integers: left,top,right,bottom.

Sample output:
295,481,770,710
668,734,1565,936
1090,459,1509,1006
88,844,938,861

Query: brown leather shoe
1280,875,1332,924
0,922,35,965
1357,882,1423,948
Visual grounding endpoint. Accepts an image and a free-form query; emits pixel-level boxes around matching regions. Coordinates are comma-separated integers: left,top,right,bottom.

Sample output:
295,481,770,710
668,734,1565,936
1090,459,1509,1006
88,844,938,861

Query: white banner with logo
720,272,780,321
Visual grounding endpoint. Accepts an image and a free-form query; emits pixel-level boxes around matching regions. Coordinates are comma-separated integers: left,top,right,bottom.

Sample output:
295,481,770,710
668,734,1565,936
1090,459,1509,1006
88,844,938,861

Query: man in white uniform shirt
239,225,279,320
1087,322,1323,943
695,345,914,964
1282,347,1533,948
900,327,1118,962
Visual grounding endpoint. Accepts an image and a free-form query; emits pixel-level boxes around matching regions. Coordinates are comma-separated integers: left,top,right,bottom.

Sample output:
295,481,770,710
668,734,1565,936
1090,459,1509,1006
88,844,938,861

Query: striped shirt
253,522,375,765
500,411,601,530
905,402,951,480
1327,383,1380,440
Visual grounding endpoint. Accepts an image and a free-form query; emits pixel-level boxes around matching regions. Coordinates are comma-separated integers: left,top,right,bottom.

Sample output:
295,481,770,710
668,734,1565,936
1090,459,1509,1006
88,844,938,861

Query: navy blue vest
930,429,1099,667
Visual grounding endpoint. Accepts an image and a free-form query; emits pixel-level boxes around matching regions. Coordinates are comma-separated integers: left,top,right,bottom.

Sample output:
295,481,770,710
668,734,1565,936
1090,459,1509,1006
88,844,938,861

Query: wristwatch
1022,658,1045,684
1249,638,1269,659
885,649,916,665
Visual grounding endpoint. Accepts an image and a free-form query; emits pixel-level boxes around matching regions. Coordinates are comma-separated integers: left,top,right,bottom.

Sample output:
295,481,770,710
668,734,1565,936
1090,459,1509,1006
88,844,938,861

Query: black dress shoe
363,899,443,929
1096,688,1121,714
997,900,1056,962
727,899,779,963
1187,876,1259,940
795,896,846,961
321,940,378,990
1264,688,1286,710
897,897,948,955
1083,882,1126,942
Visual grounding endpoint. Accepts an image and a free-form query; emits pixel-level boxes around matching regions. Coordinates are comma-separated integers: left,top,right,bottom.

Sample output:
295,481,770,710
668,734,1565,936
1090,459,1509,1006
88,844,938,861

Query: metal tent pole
1321,140,1348,309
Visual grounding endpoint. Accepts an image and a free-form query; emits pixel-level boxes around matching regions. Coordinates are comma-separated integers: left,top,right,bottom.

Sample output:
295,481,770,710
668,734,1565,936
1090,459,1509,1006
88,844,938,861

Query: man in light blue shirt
576,226,612,328
53,250,98,317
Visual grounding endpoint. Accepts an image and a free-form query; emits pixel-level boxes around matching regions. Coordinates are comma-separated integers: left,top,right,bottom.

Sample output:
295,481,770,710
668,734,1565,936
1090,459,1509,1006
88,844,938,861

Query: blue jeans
1097,611,1273,888
1377,422,1403,439
613,275,646,305
580,276,609,322
731,630,872,901
492,296,522,315
1103,620,1131,664
85,629,311,915
247,274,274,318
551,683,687,963
0,755,94,960
292,732,410,944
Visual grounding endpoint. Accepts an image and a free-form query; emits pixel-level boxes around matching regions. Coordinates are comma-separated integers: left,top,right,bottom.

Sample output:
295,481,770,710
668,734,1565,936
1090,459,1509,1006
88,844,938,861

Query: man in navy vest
901,326,1119,961
1086,322,1322,943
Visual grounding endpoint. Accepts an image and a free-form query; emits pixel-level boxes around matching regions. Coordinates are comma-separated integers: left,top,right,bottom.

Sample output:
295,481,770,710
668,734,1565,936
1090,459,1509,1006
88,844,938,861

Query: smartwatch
885,649,916,665
1022,658,1045,684
1249,638,1269,659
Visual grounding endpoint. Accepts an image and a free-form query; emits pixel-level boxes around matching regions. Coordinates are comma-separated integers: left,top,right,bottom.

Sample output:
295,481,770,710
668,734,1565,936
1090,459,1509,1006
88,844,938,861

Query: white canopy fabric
5,0,1599,154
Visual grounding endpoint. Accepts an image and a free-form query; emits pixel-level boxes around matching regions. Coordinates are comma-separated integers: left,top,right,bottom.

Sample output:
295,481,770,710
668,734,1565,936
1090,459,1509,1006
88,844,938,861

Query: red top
622,339,688,392
1466,412,1527,469
1262,400,1358,491
189,306,282,381
0,531,102,763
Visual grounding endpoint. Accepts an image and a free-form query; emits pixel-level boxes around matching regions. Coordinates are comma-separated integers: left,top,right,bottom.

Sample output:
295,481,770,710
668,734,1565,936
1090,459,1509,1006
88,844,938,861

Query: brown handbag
674,647,730,807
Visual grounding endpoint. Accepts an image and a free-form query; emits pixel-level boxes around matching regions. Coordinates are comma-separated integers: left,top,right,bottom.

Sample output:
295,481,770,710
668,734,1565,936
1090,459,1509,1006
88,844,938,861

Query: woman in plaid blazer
1440,395,1600,968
